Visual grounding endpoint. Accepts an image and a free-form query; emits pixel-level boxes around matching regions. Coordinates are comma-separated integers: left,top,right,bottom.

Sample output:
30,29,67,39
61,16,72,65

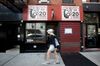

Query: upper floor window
82,0,87,3
38,0,50,4
90,0,99,2
82,0,100,3
84,13,98,23
62,0,73,3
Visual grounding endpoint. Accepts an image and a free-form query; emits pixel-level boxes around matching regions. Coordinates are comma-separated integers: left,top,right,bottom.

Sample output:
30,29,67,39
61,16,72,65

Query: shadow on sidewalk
61,53,97,66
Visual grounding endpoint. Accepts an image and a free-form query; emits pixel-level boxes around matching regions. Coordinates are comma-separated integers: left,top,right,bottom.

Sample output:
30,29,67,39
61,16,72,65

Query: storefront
82,3,100,51
21,5,83,53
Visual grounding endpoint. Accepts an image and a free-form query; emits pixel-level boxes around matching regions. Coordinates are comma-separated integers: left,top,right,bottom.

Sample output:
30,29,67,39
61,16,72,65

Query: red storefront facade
22,5,83,53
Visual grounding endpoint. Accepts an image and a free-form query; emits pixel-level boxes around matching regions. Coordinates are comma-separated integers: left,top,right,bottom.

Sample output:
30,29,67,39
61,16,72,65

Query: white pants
48,45,55,52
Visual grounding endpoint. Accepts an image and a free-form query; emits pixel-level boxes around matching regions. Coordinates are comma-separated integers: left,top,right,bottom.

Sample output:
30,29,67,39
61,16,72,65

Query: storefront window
84,13,98,23
90,0,99,2
26,23,46,43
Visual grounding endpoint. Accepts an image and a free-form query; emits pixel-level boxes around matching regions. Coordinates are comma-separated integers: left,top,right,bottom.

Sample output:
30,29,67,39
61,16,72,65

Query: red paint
60,22,80,42
80,6,84,22
61,47,80,53
48,5,61,21
23,6,28,21
60,22,81,53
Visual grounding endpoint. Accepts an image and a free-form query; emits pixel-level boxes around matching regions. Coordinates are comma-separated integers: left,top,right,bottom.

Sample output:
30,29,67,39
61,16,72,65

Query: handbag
55,38,59,46
55,38,60,50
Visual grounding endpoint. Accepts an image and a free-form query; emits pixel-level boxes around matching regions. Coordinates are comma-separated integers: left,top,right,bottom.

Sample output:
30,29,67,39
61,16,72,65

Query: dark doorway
0,23,18,52
46,22,59,37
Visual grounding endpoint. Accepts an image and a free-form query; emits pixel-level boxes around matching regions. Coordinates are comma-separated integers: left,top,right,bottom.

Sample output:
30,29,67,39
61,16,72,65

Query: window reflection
84,13,98,23
62,0,73,3
26,23,46,43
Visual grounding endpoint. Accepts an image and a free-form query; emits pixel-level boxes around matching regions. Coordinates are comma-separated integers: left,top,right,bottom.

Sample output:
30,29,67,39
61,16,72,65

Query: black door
0,24,7,52
0,23,18,52
85,24,98,48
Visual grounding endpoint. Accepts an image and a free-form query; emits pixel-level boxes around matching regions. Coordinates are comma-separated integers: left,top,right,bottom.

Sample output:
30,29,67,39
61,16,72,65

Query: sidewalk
0,46,100,66
80,51,100,66
0,53,65,66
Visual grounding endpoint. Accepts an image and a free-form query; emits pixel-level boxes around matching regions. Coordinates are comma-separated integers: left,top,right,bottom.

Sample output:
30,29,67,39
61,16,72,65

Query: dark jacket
47,35,57,48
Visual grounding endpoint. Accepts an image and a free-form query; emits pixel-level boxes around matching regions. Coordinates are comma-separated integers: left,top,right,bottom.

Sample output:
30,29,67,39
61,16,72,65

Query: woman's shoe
42,62,50,65
54,62,60,64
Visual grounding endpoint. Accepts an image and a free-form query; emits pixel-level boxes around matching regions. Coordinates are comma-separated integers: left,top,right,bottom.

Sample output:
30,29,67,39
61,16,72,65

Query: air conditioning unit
39,0,49,3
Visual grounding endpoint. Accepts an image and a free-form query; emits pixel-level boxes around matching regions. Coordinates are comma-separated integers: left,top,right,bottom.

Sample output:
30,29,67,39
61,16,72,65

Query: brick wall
87,0,90,2
50,0,62,4
27,0,82,6
74,0,82,6
28,0,38,5
60,22,81,53
27,0,62,4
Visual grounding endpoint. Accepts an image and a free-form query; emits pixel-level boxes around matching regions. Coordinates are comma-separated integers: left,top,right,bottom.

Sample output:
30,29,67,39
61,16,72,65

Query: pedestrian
43,29,60,64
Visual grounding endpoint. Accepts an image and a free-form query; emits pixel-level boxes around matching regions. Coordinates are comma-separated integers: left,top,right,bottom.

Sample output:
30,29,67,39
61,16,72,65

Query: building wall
74,0,82,6
50,0,62,4
48,5,61,20
23,0,83,53
28,0,61,4
27,0,82,5
87,0,90,2
28,0,38,5
60,22,81,53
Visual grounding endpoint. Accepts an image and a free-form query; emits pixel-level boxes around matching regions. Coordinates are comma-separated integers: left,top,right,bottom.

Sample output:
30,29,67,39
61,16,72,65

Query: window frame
62,0,74,4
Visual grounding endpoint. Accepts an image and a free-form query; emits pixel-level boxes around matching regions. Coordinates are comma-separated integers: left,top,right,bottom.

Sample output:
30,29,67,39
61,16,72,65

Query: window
82,0,99,2
82,0,87,2
90,0,98,2
38,0,50,4
62,0,73,3
26,23,46,43
84,13,98,23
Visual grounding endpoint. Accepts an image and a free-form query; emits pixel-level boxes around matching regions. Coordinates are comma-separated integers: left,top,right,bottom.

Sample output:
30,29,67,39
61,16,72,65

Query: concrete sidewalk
80,51,100,66
0,53,65,66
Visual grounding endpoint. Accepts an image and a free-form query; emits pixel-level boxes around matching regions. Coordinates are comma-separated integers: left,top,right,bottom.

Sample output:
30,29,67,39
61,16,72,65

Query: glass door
26,23,46,44
85,24,97,48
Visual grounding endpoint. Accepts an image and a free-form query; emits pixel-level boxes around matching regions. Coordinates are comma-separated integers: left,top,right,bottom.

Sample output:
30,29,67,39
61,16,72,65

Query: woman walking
43,29,60,64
